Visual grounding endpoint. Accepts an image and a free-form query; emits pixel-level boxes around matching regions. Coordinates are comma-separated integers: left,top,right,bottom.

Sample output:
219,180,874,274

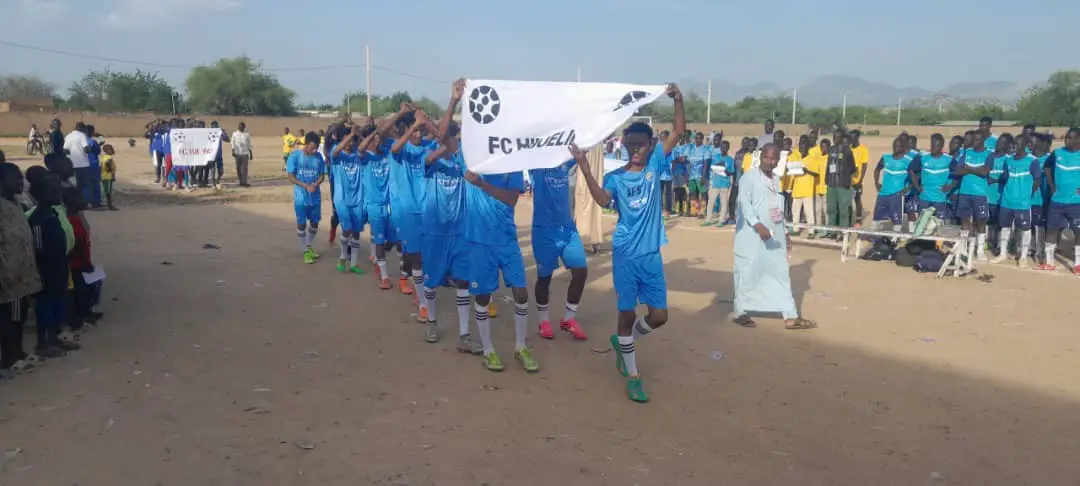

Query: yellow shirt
742,152,754,175
100,154,115,181
851,144,870,184
790,153,819,199
808,145,822,158
282,134,298,154
808,153,829,195
781,151,801,192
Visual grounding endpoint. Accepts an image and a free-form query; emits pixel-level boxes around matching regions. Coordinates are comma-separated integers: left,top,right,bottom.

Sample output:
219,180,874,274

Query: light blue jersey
331,149,365,207
529,160,576,228
877,154,912,197
1049,148,1080,205
916,154,953,203
987,153,1007,205
1033,154,1050,206
985,134,998,153
958,149,991,197
1000,154,1039,210
424,149,467,236
603,144,669,258
287,150,326,206
363,150,392,207
389,142,429,215
685,143,713,180
465,171,525,246
710,154,734,189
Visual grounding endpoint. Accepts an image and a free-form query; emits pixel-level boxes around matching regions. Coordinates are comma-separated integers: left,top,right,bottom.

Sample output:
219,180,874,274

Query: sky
2,0,1075,105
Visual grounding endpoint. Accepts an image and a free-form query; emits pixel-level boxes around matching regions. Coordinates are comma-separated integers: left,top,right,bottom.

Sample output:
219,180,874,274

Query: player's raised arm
572,144,612,208
661,83,686,156
438,79,465,143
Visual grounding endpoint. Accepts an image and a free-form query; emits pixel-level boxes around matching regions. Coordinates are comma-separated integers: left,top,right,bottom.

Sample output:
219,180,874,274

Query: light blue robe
733,168,798,319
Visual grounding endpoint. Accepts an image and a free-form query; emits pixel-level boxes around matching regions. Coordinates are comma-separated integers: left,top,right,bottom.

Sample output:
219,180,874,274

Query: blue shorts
423,234,469,288
613,251,667,312
955,194,990,222
988,204,1000,226
468,241,527,296
998,207,1032,230
294,204,321,227
873,193,903,224
334,203,366,233
366,205,398,244
1032,205,1046,227
1047,202,1080,231
917,199,949,219
391,212,423,255
903,194,919,215
532,225,588,278
35,294,66,329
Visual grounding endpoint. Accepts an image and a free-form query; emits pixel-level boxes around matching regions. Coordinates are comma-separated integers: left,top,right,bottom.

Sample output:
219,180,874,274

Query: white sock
536,303,549,323
474,302,494,354
1046,242,1057,265
975,233,987,258
1034,227,1045,255
339,237,349,260
456,289,471,337
1020,231,1032,259
376,258,388,278
564,302,578,321
998,227,1012,254
307,228,318,248
298,229,308,251
632,316,654,340
617,335,639,376
399,260,407,278
1074,245,1080,266
370,239,377,260
513,302,528,350
349,238,360,267
412,270,426,311
423,286,436,321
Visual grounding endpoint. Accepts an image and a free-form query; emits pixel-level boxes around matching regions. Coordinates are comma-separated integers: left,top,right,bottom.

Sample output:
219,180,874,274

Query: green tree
66,68,178,113
340,91,444,118
1016,71,1080,127
185,56,295,116
0,74,56,100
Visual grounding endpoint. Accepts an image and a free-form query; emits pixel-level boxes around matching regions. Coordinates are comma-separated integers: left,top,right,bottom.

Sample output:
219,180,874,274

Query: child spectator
63,187,101,330
101,144,118,210
0,163,43,374
28,175,80,357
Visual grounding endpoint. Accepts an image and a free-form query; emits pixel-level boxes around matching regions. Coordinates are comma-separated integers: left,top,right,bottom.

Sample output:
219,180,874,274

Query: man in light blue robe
732,143,816,330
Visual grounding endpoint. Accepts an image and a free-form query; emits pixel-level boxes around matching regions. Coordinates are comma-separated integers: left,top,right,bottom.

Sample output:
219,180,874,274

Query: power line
0,39,449,83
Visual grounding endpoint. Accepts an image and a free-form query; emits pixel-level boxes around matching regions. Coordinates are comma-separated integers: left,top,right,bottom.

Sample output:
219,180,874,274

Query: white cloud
101,0,241,28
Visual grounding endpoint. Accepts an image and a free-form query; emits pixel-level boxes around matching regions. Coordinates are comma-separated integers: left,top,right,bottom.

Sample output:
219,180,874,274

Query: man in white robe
732,143,816,330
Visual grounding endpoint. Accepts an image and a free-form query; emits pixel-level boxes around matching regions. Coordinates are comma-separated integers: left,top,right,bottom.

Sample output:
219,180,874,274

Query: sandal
785,318,817,330
734,315,757,328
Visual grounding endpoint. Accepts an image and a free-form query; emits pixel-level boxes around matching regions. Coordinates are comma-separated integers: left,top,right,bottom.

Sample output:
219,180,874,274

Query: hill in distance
677,75,1026,108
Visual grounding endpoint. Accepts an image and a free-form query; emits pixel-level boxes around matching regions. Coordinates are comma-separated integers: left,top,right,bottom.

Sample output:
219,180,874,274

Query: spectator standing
824,133,858,237
48,119,65,156
64,122,92,195
84,124,103,209
757,119,775,149
232,122,253,187
0,163,42,374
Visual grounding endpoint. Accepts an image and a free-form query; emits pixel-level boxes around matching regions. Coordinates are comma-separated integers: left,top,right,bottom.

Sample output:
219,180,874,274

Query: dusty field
2,134,1080,485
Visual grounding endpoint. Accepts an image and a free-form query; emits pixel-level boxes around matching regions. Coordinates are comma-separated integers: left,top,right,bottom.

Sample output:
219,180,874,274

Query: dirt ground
2,135,1080,486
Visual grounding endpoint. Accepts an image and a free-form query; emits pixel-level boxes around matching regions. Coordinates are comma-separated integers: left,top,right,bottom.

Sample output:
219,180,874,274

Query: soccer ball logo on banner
171,131,187,143
208,130,221,144
469,86,501,124
614,91,648,111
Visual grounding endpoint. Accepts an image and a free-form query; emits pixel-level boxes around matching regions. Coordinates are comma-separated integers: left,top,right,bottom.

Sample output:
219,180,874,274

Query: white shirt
231,130,252,156
64,130,90,168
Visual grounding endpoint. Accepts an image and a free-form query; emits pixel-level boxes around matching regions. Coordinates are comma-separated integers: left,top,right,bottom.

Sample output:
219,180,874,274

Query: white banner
169,128,222,167
462,79,667,175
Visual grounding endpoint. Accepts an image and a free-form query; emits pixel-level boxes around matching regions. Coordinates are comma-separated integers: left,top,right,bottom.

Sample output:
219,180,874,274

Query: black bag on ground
895,246,919,267
913,249,947,273
861,238,896,261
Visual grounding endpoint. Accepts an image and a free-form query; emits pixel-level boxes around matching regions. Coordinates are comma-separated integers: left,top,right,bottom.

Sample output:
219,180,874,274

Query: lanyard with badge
765,175,783,223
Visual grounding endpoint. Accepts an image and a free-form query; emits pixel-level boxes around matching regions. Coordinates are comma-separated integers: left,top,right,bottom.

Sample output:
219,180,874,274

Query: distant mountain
678,75,1027,108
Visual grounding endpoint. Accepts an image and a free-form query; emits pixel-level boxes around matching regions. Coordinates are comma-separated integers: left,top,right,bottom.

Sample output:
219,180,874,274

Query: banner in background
168,128,222,167
461,79,667,175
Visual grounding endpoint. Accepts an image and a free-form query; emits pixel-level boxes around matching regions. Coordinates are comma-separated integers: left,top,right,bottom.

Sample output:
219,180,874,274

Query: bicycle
25,137,44,156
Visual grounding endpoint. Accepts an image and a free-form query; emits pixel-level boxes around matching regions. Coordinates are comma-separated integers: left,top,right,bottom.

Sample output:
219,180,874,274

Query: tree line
0,57,1076,127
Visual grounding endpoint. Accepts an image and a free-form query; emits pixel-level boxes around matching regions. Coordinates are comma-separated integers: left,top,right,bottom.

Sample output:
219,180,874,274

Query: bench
788,224,975,278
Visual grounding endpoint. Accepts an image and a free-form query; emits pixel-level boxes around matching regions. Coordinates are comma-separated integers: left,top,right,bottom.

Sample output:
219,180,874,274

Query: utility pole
576,66,581,82
791,89,797,125
365,44,372,117
706,78,712,125
842,94,847,124
896,97,902,126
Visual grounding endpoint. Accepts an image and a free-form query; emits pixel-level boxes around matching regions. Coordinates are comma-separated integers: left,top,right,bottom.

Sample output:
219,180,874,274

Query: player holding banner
576,83,684,403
